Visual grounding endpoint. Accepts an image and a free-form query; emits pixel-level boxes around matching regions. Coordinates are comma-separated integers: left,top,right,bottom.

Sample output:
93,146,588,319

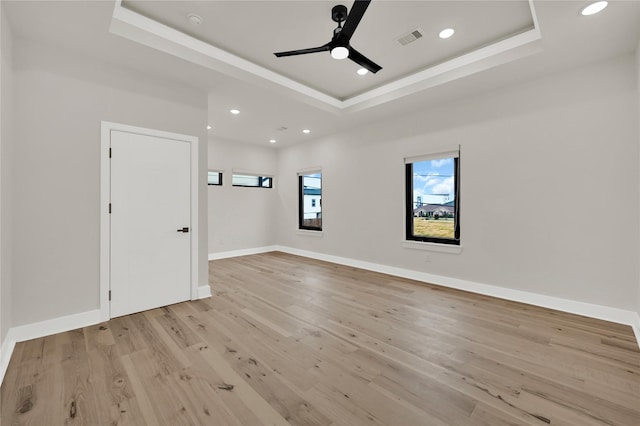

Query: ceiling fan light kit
274,0,382,74
330,46,349,60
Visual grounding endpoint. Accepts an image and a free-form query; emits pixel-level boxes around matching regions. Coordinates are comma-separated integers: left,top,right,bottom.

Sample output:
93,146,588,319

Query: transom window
232,174,273,188
207,171,222,186
405,150,460,245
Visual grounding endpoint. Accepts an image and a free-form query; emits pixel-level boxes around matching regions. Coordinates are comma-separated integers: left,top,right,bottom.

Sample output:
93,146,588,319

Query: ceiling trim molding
342,26,542,112
110,0,542,112
109,1,343,112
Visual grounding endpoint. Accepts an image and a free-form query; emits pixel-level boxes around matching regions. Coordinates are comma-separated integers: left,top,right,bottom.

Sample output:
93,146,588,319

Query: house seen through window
299,172,322,231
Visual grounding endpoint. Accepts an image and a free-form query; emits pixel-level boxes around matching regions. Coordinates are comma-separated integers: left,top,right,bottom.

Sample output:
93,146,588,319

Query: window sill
297,229,323,237
402,240,463,254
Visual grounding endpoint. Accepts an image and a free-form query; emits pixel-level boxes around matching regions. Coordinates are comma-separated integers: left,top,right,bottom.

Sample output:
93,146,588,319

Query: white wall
11,39,208,327
0,2,13,346
637,40,640,321
276,54,639,312
208,138,277,254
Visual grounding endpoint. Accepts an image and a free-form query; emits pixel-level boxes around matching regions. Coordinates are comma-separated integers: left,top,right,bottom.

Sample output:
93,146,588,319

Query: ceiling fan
274,0,382,74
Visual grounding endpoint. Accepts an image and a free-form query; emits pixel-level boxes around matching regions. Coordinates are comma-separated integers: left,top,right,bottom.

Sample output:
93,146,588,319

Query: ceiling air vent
397,29,423,46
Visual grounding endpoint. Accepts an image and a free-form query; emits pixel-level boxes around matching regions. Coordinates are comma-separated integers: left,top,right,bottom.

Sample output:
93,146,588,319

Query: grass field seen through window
413,218,455,239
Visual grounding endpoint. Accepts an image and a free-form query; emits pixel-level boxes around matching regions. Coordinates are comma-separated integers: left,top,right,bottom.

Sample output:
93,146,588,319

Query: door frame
99,121,199,321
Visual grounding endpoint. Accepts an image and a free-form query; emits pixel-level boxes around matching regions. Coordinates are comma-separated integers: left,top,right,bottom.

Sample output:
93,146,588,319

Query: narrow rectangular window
261,177,272,188
208,171,222,186
405,152,460,245
299,172,322,231
232,174,273,188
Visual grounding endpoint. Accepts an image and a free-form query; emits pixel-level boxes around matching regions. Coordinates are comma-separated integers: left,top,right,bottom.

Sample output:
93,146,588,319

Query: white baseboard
208,246,278,261
0,309,102,386
0,284,218,386
0,330,17,387
267,246,638,330
632,312,640,349
197,285,212,299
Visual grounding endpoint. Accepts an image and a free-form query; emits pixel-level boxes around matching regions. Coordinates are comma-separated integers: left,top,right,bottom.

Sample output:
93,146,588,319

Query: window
299,172,322,231
405,151,460,245
232,174,273,188
208,171,222,186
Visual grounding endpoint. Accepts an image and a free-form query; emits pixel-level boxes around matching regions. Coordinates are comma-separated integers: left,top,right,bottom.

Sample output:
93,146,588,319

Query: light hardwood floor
2,252,639,425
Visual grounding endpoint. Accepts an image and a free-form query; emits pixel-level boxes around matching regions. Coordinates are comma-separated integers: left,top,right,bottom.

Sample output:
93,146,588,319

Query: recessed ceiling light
230,109,240,115
206,125,212,130
187,13,202,26
439,28,455,39
357,68,369,76
581,1,608,15
269,139,277,144
302,129,311,134
330,46,349,60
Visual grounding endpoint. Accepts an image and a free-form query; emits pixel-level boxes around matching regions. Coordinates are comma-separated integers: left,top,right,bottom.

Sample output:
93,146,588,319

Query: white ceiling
121,0,535,99
4,1,640,148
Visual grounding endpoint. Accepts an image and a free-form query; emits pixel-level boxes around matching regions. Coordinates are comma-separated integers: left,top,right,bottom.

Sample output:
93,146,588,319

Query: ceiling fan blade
337,0,371,44
348,46,382,73
274,43,331,57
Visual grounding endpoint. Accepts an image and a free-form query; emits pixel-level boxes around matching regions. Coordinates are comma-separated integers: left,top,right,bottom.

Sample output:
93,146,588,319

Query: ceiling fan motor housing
332,5,348,23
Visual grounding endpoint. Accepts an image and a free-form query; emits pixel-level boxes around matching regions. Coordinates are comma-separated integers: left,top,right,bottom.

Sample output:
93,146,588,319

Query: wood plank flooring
2,251,639,425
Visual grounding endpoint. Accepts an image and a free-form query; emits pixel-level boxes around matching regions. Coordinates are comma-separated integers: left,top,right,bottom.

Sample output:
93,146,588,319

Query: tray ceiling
113,0,541,110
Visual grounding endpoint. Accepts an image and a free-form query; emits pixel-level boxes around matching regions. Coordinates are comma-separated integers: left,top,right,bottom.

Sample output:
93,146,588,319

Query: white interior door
110,130,191,318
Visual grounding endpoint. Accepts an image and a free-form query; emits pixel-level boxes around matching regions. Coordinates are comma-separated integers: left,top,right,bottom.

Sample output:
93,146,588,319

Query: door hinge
109,203,111,214
108,290,111,301
109,148,112,158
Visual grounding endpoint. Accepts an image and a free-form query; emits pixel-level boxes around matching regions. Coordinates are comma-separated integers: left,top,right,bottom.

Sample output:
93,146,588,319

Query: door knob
177,227,189,233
